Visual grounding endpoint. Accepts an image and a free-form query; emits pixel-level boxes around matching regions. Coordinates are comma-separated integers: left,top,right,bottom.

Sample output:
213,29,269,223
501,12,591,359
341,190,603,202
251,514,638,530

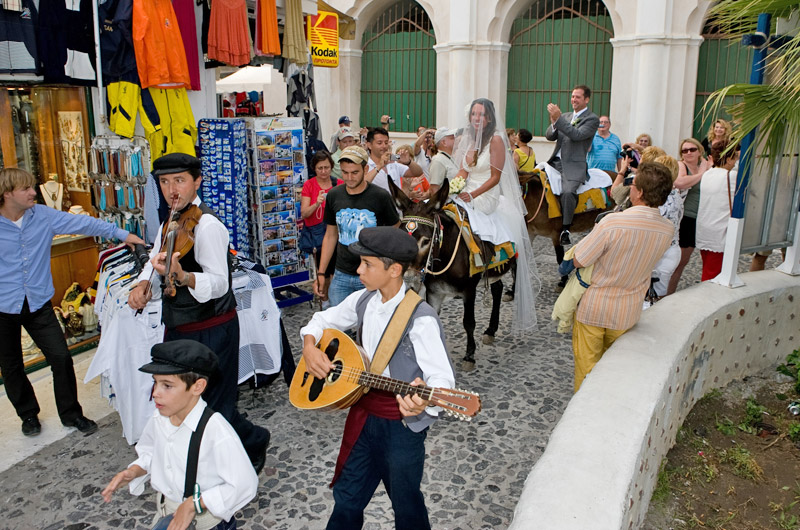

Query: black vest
161,203,236,329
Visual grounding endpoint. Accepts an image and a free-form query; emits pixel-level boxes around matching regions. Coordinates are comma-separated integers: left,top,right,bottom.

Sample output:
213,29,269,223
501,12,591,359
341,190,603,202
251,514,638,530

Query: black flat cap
152,153,202,176
139,340,218,377
348,226,418,262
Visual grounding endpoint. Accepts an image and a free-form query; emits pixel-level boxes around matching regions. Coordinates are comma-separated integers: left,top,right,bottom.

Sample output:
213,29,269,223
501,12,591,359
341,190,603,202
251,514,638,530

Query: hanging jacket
132,0,190,89
0,0,39,74
38,0,97,85
98,0,138,84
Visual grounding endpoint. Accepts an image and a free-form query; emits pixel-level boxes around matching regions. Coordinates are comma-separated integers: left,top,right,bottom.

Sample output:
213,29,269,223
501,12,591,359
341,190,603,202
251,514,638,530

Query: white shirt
138,197,230,304
696,167,737,253
415,150,431,177
367,158,409,195
299,284,455,398
128,398,258,521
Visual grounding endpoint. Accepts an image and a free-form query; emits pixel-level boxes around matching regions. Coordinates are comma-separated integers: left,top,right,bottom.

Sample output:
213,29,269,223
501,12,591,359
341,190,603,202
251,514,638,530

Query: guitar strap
367,289,423,376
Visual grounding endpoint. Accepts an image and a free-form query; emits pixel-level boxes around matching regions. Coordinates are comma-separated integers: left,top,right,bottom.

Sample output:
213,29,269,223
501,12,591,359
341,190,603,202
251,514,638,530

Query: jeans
0,299,83,422
327,416,430,530
328,271,363,307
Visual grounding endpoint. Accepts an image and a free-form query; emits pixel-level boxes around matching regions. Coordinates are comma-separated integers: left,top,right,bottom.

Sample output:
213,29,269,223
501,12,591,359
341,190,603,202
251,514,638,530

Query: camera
620,148,639,169
390,154,401,162
386,116,396,124
623,175,634,186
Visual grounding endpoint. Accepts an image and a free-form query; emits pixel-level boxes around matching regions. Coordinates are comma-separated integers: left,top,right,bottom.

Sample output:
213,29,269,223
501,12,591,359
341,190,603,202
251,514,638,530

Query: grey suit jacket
545,109,600,183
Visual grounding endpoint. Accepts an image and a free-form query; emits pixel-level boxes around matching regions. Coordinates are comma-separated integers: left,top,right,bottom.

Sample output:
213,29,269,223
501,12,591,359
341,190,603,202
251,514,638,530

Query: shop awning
216,66,273,93
318,0,356,40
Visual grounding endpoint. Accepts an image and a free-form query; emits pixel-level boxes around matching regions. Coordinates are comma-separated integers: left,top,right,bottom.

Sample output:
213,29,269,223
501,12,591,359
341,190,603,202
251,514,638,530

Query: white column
777,214,800,275
609,34,703,155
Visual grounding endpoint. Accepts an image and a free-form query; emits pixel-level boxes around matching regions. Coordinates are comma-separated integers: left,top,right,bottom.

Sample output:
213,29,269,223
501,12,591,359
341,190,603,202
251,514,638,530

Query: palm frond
708,0,798,36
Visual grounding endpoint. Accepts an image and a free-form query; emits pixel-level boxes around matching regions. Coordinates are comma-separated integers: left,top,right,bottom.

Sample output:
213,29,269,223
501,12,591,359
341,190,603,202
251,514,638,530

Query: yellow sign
308,11,339,68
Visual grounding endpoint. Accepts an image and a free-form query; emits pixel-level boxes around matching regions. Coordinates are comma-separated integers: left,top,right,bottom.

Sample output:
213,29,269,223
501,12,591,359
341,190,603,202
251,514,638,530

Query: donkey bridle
401,213,462,278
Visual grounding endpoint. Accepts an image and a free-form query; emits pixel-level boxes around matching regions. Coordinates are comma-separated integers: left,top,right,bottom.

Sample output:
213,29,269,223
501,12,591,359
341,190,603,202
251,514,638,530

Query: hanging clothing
132,0,190,88
171,0,201,90
106,81,140,138
38,0,97,85
98,0,138,84
207,0,252,66
282,0,307,65
0,0,40,74
255,0,280,56
139,87,197,163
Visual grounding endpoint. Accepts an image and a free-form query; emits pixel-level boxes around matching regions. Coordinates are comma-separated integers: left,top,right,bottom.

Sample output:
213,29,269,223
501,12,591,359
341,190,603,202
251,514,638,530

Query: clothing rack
88,135,150,241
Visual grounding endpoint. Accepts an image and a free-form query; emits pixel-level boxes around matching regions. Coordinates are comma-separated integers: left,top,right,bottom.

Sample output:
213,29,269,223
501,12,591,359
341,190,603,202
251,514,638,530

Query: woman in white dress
451,98,539,331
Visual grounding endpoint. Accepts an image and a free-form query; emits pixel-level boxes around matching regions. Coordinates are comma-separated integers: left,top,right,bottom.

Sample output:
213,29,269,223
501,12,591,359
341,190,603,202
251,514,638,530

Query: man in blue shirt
587,116,622,173
0,168,144,436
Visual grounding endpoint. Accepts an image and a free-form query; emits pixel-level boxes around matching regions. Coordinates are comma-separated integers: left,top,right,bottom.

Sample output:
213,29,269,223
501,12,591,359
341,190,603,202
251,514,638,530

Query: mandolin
289,329,481,421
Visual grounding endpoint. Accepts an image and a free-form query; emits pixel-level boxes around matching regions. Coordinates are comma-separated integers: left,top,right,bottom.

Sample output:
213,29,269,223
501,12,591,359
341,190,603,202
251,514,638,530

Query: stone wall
508,271,800,530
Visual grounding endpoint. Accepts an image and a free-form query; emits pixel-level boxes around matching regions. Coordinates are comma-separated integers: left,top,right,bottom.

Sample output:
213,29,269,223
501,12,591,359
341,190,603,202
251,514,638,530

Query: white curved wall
509,270,800,530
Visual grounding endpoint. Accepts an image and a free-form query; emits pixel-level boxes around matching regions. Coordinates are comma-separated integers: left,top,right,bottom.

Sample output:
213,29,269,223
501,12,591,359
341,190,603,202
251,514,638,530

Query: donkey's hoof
482,334,495,345
461,358,476,371
502,291,514,302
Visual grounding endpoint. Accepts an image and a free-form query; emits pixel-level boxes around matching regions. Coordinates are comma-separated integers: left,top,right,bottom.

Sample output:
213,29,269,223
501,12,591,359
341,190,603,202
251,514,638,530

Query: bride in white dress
451,98,539,331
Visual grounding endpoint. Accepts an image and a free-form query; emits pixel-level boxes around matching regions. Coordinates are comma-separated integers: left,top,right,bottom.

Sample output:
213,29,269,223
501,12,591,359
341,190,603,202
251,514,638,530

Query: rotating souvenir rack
247,117,312,307
198,118,251,258
88,136,149,241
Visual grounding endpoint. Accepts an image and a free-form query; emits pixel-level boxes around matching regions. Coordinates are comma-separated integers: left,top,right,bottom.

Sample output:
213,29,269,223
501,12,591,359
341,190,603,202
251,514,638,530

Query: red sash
330,390,402,487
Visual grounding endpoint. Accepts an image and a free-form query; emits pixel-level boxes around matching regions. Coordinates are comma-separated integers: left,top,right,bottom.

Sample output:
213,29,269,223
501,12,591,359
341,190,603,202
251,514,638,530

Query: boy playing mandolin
300,226,455,530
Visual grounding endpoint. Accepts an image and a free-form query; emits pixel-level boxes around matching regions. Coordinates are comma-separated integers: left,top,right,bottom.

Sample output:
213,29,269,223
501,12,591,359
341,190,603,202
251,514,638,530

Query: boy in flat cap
128,153,271,473
314,145,401,306
301,226,455,530
102,340,258,530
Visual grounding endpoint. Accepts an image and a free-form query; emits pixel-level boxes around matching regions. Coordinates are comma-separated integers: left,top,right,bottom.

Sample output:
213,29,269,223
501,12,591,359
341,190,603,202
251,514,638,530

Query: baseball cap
434,127,456,145
339,145,369,165
338,115,351,125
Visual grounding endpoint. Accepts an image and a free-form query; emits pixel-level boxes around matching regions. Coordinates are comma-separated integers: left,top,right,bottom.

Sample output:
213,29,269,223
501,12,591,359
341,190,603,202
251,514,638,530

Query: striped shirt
574,206,673,330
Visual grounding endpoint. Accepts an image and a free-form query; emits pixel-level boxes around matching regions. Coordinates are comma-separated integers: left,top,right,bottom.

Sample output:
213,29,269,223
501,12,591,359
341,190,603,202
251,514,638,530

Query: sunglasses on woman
681,147,698,154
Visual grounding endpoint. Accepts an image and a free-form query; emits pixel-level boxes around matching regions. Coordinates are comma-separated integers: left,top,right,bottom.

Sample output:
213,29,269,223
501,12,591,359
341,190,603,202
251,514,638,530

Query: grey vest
354,289,453,432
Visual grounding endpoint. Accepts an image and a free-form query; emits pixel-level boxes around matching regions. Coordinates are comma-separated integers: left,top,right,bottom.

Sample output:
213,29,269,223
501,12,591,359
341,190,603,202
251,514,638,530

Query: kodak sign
308,11,339,68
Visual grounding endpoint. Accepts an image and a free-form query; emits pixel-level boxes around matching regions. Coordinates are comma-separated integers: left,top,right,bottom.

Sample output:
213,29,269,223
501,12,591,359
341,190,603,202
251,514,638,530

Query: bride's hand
458,191,472,202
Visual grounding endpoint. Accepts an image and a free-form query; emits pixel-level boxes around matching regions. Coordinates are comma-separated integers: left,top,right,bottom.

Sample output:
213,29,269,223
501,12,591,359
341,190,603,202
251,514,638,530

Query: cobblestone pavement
0,237,777,530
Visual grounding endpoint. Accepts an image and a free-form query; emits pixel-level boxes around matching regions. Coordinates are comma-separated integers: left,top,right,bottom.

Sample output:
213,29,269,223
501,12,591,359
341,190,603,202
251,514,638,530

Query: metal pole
711,13,771,288
732,12,771,218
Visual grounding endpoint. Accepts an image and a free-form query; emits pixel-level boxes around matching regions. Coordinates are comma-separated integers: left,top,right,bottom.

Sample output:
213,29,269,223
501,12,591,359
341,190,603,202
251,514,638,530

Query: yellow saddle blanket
538,171,610,219
442,204,516,277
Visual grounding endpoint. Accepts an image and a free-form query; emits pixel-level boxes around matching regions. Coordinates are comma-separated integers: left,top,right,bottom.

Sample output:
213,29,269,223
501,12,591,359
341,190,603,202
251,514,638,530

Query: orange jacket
132,0,190,89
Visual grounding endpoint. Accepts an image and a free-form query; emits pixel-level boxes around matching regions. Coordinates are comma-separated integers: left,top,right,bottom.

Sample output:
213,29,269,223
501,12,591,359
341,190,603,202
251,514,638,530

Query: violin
160,203,203,297
137,196,203,311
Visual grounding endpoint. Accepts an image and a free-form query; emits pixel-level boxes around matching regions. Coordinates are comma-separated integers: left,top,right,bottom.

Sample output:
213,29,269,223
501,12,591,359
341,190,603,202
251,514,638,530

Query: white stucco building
316,0,748,159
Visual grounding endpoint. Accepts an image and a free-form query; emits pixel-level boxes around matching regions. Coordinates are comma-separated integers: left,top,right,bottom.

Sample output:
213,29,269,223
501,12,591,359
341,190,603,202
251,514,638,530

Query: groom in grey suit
545,85,600,245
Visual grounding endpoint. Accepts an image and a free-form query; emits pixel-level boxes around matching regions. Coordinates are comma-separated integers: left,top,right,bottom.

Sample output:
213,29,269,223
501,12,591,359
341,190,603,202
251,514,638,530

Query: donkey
518,170,613,288
388,178,512,368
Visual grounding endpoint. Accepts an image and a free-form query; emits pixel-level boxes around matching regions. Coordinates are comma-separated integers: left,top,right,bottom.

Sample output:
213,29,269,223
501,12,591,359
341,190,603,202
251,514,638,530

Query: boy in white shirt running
101,340,258,530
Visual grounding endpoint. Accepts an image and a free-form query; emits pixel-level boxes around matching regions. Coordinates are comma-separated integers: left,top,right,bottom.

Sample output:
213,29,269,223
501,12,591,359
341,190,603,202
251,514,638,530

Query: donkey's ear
388,176,412,212
430,178,451,210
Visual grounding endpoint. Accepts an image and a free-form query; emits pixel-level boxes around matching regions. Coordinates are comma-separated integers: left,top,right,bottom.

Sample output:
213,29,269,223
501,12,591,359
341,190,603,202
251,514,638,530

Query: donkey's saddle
442,204,515,276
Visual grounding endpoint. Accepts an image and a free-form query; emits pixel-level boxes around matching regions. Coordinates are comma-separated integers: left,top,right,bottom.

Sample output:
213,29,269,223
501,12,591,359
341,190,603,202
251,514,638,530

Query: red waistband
172,309,236,333
330,390,402,487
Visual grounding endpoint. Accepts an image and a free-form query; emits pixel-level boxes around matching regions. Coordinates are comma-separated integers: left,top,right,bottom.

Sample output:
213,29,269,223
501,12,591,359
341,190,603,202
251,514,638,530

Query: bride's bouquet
449,176,466,195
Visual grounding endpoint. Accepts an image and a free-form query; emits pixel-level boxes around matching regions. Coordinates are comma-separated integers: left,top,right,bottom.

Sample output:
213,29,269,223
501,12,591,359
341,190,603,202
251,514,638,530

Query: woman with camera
300,151,340,304
666,138,711,294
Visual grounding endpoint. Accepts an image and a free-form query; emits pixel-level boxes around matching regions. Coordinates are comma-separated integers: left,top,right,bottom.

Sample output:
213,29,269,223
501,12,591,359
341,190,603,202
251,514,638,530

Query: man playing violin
128,153,271,473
